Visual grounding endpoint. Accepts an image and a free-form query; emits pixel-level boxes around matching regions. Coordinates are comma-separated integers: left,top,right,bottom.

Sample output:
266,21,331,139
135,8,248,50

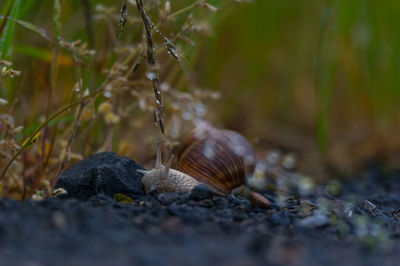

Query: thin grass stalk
37,0,63,186
166,1,201,20
314,1,333,153
136,0,165,136
82,0,95,47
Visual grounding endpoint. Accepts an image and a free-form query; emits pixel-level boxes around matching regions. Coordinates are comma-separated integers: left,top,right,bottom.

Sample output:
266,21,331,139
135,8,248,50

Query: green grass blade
53,0,61,40
19,0,37,18
0,0,21,59
0,0,14,37
0,16,52,41
13,45,49,60
0,0,14,14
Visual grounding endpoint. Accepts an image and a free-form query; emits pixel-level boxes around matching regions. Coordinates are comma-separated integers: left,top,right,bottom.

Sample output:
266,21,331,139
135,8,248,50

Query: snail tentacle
162,154,174,179
155,142,163,169
136,169,150,175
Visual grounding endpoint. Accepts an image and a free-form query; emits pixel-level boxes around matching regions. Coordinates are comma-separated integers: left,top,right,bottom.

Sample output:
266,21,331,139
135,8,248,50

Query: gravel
0,154,399,266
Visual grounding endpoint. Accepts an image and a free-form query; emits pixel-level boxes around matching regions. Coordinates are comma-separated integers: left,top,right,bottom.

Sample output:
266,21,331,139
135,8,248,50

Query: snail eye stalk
155,142,162,169
162,154,174,179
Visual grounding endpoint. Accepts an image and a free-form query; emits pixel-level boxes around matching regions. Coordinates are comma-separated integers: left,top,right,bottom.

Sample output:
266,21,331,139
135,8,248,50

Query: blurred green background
1,0,400,177
199,0,400,173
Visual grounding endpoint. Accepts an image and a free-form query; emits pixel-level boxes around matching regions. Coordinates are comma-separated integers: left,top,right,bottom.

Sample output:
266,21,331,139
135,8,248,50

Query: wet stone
359,200,377,213
56,152,145,200
189,184,214,201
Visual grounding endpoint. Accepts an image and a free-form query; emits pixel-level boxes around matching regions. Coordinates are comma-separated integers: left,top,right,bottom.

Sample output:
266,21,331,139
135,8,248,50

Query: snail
137,125,270,207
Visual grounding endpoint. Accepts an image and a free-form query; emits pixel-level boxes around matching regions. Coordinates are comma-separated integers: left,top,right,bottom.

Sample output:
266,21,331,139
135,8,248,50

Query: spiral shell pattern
177,126,255,194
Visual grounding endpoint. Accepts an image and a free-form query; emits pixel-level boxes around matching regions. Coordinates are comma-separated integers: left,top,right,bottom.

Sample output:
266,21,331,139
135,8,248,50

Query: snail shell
176,126,255,194
138,126,255,195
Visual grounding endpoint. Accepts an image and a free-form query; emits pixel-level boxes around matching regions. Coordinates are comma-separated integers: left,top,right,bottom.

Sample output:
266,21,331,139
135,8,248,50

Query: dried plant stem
166,1,202,20
48,0,61,115
38,0,62,179
122,46,140,66
60,102,84,167
8,72,25,114
59,52,86,170
136,0,164,135
82,0,94,46
122,46,143,77
37,120,59,185
0,78,110,181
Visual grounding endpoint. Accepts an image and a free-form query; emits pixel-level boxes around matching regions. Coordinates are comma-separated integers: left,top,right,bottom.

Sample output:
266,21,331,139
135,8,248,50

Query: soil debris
1,155,399,265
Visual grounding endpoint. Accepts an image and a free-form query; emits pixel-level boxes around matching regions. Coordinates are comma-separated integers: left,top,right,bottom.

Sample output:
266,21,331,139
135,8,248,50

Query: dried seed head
202,2,218,12
80,107,93,122
104,112,120,125
98,102,112,114
165,1,171,13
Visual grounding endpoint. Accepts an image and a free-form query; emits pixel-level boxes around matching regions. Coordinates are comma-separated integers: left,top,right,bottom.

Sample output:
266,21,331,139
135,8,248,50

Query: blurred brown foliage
1,0,400,199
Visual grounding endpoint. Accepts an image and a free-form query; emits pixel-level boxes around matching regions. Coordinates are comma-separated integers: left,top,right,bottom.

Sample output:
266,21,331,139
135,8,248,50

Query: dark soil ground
1,154,400,266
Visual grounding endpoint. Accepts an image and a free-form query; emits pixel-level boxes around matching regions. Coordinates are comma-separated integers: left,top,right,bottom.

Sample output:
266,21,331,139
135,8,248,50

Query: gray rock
189,184,214,201
56,152,145,200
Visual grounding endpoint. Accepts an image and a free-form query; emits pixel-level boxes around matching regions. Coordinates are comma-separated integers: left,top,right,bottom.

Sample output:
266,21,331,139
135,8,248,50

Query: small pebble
297,214,330,229
360,200,376,212
157,193,179,205
249,192,271,209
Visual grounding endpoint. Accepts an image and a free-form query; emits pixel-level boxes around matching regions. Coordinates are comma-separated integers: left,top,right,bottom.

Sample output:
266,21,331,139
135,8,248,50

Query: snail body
140,167,201,193
137,163,200,193
137,144,201,193
138,126,255,195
